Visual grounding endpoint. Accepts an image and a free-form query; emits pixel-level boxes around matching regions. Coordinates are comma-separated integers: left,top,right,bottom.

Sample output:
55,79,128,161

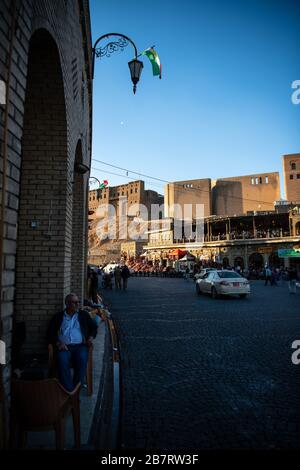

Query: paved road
103,278,300,450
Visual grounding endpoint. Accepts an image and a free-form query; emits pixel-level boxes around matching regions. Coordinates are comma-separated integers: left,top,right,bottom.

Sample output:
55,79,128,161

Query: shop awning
179,253,195,261
169,249,187,258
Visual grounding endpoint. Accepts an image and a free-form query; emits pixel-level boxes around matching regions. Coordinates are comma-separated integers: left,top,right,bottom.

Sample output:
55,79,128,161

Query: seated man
47,293,97,391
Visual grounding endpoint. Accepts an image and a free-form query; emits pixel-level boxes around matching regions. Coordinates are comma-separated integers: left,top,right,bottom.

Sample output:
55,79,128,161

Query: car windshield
217,271,242,278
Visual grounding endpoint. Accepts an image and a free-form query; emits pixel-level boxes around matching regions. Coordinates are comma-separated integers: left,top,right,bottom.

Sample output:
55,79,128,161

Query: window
255,177,259,184
265,176,269,184
130,189,133,194
217,271,242,278
259,177,262,184
207,272,216,280
251,178,255,185
135,188,137,193
297,174,300,179
290,175,294,180
291,163,296,170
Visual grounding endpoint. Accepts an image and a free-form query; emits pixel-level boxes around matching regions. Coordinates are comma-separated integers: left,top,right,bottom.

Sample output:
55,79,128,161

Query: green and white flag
142,47,162,79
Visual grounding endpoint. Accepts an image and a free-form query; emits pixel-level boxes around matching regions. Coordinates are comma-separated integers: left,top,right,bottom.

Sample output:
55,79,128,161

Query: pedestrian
264,266,272,286
288,267,297,294
47,293,97,391
114,265,122,290
121,264,130,290
90,269,99,303
271,268,277,286
97,266,103,290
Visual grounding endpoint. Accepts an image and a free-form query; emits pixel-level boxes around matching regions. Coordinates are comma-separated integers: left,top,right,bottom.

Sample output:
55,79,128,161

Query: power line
93,158,169,184
91,167,164,191
91,162,278,208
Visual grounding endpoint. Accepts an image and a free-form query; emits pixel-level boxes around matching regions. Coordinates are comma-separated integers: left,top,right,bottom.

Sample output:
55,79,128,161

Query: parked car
194,267,217,281
195,270,250,298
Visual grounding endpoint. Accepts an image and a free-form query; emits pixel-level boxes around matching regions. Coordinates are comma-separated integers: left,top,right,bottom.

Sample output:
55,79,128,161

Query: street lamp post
89,176,102,200
92,33,144,94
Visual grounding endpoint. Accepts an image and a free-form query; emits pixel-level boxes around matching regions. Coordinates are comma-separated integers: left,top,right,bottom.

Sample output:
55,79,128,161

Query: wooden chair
48,343,93,396
10,378,81,449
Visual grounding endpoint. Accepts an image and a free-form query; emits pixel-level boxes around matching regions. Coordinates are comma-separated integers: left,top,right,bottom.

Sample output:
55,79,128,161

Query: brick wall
0,0,93,418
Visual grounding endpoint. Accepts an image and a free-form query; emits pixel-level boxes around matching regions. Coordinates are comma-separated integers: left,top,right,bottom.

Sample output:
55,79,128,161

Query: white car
194,267,217,280
196,270,250,299
103,263,119,273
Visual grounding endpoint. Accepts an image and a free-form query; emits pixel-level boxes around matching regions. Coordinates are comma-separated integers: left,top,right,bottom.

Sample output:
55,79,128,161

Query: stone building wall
283,153,300,202
212,172,280,216
165,179,212,219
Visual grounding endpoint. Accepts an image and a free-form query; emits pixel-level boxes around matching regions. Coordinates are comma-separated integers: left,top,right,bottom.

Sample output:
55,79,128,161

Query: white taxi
196,270,250,299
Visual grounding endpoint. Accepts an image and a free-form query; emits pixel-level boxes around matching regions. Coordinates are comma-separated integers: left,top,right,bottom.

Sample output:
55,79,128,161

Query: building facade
88,181,163,264
143,211,300,273
283,153,300,202
164,173,280,220
212,172,280,216
89,180,163,218
0,0,93,443
164,179,212,219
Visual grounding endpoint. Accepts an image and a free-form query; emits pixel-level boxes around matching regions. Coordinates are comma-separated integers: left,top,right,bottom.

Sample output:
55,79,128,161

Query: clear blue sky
89,0,300,198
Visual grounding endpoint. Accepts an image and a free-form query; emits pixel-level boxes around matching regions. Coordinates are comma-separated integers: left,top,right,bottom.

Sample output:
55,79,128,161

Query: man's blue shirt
58,310,83,345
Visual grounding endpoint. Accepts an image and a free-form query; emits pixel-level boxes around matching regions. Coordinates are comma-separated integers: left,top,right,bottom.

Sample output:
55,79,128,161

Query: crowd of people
87,263,131,293
88,259,299,289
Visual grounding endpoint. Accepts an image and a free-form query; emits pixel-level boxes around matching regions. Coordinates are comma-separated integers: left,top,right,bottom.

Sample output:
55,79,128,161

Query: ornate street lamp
89,176,101,200
92,33,144,94
89,177,109,200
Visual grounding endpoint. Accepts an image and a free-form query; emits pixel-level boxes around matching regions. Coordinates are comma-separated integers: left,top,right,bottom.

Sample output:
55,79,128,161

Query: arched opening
222,257,229,268
234,256,244,269
248,252,264,270
14,29,68,359
71,141,88,299
295,222,300,236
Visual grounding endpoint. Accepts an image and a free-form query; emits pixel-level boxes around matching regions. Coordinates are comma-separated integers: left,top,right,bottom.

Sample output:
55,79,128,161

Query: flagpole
137,45,156,59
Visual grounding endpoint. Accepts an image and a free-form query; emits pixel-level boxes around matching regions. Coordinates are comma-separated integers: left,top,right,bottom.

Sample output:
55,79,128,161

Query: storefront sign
257,246,274,254
278,248,300,258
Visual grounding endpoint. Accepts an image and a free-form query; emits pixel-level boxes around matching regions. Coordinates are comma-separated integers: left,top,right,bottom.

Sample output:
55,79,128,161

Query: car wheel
239,294,247,298
211,287,218,299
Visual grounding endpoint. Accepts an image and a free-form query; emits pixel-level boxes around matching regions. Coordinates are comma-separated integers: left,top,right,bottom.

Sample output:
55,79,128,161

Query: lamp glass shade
128,59,143,85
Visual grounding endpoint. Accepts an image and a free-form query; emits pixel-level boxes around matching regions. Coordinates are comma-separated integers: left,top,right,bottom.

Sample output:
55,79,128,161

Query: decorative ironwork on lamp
89,176,102,200
92,33,143,94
